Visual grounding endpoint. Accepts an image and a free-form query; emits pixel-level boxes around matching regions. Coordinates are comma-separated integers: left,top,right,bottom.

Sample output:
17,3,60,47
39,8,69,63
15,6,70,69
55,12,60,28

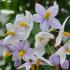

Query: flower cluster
0,1,70,70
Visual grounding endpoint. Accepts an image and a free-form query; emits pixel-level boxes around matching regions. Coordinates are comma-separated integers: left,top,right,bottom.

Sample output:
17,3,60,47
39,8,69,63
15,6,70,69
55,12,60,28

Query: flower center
36,58,41,68
19,22,28,27
6,31,15,36
19,50,26,57
38,37,45,41
63,32,70,37
31,64,35,70
65,48,70,53
3,50,11,58
44,11,51,19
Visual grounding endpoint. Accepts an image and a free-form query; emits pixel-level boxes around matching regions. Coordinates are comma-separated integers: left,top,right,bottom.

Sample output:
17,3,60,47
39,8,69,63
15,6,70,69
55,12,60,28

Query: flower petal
35,3,46,16
3,35,11,43
17,62,31,70
12,51,19,61
55,47,66,65
60,53,66,65
55,30,63,47
35,32,54,40
49,18,61,29
40,20,49,31
4,35,24,44
33,14,44,23
16,29,31,41
63,40,70,48
6,23,15,32
20,40,30,50
22,54,30,61
25,10,33,23
49,55,60,66
34,47,45,57
15,14,24,19
61,60,69,70
62,16,70,28
47,4,59,17
14,59,21,68
40,57,53,66
35,32,54,50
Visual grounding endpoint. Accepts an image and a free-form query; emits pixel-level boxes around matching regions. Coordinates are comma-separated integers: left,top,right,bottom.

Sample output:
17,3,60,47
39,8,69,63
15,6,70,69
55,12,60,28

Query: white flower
3,11,33,44
14,10,33,31
35,32,54,49
55,16,70,47
3,23,22,44
55,40,70,65
34,31,54,65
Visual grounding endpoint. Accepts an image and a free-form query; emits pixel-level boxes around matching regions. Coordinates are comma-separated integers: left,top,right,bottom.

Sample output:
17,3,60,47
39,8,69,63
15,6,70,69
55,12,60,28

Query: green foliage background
0,0,70,70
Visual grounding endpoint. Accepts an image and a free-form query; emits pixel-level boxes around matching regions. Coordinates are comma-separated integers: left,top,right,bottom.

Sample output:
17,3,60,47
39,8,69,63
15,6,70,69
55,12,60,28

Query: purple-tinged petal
20,40,30,50
33,14,44,23
22,54,30,61
12,51,19,61
40,20,49,31
47,4,59,17
14,59,21,68
49,18,61,29
0,40,3,46
27,48,34,56
3,47,9,54
17,62,31,70
61,60,69,70
40,57,53,66
55,47,66,65
9,42,21,51
49,55,60,66
63,40,70,48
35,3,46,17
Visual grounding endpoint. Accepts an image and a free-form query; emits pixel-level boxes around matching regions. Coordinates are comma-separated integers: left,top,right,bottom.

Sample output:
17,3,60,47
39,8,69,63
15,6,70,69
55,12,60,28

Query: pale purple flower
14,59,21,68
49,54,69,69
55,40,70,65
0,40,35,68
49,55,60,66
33,2,61,31
9,40,34,63
61,60,69,70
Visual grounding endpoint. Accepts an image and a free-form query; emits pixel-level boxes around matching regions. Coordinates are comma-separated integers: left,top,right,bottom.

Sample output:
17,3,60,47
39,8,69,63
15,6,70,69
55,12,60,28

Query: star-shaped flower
33,2,61,31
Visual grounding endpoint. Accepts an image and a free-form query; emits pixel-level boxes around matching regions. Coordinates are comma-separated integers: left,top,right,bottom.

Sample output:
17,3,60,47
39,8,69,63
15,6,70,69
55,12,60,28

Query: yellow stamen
3,50,11,57
6,31,15,36
19,22,28,27
44,11,51,19
38,37,45,41
19,50,26,57
31,64,35,70
36,59,40,69
63,32,70,37
65,48,70,53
